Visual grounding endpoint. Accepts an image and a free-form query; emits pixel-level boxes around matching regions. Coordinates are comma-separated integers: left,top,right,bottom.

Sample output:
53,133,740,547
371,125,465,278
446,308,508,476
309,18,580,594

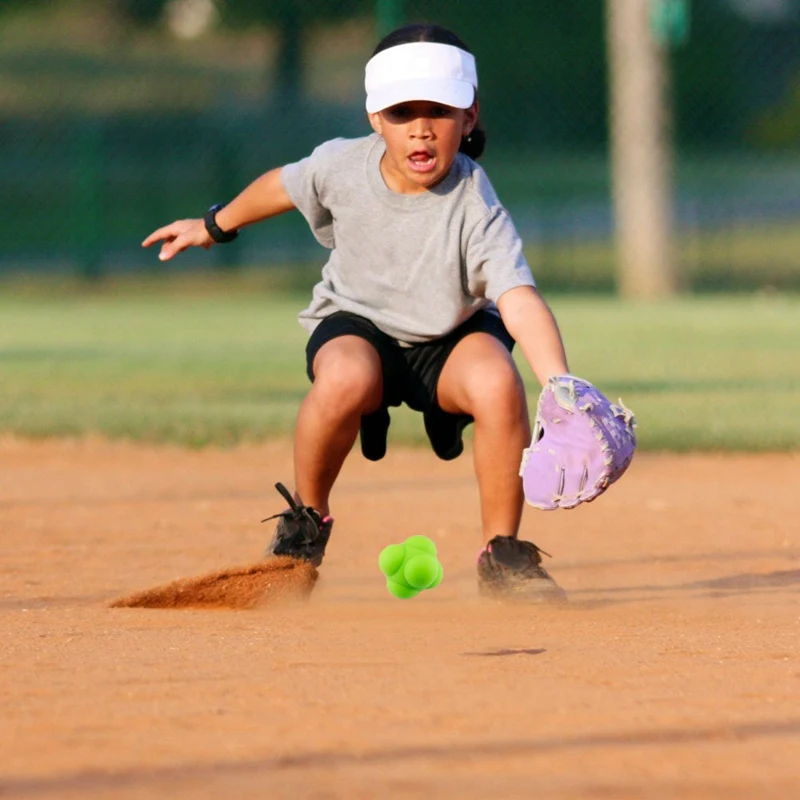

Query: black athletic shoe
262,483,333,567
477,535,567,603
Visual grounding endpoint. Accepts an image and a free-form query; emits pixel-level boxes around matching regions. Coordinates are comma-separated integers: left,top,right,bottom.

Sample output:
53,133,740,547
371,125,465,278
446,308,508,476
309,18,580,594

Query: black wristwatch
204,204,239,243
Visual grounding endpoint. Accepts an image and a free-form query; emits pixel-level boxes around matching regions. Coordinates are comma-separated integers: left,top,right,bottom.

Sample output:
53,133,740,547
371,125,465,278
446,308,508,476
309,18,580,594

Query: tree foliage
114,0,165,26
114,0,372,28
112,0,373,105
405,0,608,147
1,0,789,149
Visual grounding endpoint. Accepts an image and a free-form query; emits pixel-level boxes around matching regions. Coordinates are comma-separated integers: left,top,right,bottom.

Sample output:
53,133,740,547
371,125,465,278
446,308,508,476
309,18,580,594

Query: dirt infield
1,437,799,799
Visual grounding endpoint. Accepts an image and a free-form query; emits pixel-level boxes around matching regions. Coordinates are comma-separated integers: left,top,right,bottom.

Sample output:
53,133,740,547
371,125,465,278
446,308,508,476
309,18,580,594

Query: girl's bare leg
293,336,383,515
435,333,531,544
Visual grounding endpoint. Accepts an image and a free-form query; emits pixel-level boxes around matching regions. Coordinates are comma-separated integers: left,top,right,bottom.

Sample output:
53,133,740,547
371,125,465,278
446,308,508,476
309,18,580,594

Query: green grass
552,294,800,451
1,285,798,451
526,222,800,293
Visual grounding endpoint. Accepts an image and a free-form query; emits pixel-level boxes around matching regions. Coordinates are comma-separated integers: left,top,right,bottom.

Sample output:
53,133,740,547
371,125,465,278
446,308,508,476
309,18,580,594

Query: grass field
1,283,798,451
526,221,800,293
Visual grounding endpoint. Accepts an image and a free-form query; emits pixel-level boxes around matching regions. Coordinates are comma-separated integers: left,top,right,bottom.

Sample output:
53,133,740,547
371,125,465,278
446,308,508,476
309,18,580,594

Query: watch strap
204,204,239,244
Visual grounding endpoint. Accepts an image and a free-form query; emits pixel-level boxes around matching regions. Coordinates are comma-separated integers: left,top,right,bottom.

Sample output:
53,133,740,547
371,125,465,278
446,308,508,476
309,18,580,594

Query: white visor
365,42,478,114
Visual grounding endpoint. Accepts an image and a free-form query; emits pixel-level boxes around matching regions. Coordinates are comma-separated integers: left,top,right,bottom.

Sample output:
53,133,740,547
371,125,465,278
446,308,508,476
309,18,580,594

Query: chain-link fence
1,0,798,290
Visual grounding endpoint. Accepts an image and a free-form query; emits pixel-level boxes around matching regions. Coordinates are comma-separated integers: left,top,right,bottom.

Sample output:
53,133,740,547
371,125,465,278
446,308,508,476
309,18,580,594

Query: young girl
143,23,571,602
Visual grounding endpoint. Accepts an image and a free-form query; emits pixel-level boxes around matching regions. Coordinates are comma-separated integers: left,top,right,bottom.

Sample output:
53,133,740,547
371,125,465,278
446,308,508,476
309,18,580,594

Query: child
143,23,572,602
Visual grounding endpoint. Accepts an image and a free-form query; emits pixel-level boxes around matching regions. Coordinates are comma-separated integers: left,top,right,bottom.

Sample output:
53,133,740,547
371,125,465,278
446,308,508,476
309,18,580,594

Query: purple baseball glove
519,375,637,510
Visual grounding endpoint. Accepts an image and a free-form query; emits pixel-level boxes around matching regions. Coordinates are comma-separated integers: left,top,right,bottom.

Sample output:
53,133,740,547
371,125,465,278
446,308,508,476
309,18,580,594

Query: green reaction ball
427,560,444,589
378,543,406,577
403,535,437,555
386,581,420,599
379,535,443,599
404,554,440,590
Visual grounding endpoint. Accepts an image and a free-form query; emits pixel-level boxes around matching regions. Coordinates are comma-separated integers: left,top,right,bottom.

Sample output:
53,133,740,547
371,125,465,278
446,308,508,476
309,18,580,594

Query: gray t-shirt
280,133,535,344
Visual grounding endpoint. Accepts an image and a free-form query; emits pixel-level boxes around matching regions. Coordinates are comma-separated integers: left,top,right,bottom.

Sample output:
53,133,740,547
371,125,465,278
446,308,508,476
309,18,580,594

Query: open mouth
407,151,437,174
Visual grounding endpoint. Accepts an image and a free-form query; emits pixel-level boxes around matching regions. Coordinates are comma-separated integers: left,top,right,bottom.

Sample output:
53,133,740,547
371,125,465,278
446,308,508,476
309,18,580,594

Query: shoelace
261,482,325,544
477,537,552,562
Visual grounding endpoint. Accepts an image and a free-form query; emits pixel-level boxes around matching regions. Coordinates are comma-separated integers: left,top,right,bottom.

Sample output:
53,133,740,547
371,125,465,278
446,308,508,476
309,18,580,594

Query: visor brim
366,79,475,114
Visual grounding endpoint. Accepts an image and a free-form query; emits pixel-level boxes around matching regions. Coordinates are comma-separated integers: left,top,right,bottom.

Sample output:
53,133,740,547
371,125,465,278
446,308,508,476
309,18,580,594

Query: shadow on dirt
462,648,546,657
558,549,800,572
3,718,800,797
687,569,800,591
566,568,800,607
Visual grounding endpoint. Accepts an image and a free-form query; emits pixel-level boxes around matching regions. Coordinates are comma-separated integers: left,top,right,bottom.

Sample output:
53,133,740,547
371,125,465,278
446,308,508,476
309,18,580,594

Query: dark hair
372,23,487,160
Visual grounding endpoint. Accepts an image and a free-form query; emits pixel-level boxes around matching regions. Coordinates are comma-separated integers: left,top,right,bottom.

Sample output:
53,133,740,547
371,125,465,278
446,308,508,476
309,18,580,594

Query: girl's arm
142,167,295,262
496,286,569,386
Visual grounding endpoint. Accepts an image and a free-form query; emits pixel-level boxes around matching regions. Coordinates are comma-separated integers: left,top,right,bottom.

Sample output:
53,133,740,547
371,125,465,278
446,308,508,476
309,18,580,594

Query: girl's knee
313,350,383,412
468,361,526,419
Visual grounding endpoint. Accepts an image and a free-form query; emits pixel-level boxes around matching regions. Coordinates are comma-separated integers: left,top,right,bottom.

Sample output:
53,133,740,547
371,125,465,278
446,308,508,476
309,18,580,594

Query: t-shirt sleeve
280,139,348,249
464,205,536,301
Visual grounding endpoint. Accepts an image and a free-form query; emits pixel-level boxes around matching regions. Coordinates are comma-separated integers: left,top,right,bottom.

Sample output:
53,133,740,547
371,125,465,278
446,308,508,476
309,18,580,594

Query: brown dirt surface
1,436,799,799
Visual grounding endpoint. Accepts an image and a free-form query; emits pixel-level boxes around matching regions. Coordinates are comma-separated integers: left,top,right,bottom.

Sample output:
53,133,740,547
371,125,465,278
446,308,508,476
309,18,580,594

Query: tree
117,0,374,107
405,0,608,148
114,0,163,25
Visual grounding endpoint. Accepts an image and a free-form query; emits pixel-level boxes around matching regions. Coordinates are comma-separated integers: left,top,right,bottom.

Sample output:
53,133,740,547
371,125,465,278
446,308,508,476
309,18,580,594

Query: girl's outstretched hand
142,219,213,261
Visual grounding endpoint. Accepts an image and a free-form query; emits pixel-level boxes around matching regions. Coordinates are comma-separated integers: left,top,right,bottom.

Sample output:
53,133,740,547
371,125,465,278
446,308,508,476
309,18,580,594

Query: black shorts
305,310,515,461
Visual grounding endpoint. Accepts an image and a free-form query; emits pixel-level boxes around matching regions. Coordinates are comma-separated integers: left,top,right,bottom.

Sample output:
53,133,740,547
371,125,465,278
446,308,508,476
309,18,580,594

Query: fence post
213,121,243,270
74,118,104,281
606,0,679,299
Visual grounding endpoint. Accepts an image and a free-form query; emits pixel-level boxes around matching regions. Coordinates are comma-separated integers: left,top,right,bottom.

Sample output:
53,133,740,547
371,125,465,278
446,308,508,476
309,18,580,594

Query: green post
376,0,405,36
650,0,690,47
74,119,104,281
213,124,242,271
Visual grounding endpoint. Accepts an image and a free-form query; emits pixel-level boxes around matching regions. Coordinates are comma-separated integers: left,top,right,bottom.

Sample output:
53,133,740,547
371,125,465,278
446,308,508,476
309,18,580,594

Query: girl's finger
142,225,178,247
160,233,192,261
159,244,178,261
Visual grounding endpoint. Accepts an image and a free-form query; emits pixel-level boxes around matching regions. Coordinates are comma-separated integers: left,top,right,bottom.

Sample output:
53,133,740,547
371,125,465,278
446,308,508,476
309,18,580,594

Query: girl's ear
463,100,479,137
368,111,383,135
